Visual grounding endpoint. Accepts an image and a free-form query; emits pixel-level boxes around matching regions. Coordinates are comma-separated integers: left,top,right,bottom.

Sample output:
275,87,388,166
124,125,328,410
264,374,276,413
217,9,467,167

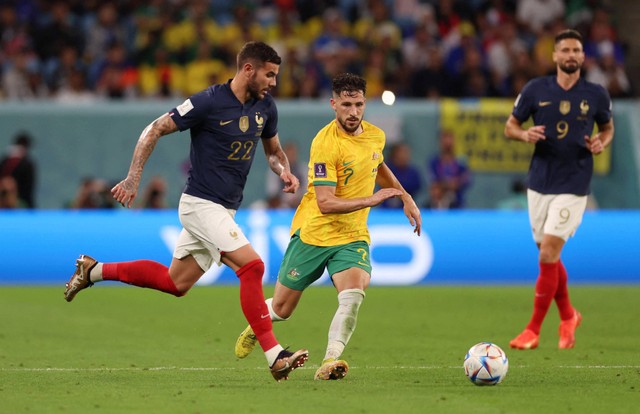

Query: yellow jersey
291,119,385,246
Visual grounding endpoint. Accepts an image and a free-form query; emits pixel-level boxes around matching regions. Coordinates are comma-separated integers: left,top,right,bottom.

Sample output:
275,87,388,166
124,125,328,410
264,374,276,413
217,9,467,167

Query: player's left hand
402,196,422,237
280,170,300,194
585,135,604,154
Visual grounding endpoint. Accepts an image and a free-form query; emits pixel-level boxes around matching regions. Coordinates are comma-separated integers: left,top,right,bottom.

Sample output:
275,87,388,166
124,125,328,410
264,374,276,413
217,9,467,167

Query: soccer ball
463,342,509,386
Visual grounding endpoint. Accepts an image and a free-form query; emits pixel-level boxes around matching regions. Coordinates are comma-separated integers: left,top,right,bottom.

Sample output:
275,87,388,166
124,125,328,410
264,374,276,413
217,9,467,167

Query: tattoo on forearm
269,149,289,175
129,114,177,181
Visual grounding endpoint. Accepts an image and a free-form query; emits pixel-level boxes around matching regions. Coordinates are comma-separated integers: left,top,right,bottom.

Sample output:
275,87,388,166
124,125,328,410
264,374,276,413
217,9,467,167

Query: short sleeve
310,136,338,187
261,98,278,139
168,89,213,131
511,80,536,123
594,84,613,125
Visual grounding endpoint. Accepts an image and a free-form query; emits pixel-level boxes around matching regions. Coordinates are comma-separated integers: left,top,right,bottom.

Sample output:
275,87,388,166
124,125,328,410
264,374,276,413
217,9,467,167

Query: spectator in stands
530,19,565,74
32,0,84,73
583,7,625,66
69,177,116,209
409,45,456,98
425,181,455,210
0,175,20,208
458,46,496,97
183,41,228,96
585,40,632,98
381,142,422,209
434,0,462,39
94,42,138,99
428,130,471,208
84,2,133,77
139,175,168,209
308,8,360,97
0,131,37,208
486,19,528,95
54,67,99,103
496,178,528,210
2,47,48,99
443,21,485,82
516,0,566,36
0,3,31,64
0,0,634,101
401,21,438,74
43,44,86,95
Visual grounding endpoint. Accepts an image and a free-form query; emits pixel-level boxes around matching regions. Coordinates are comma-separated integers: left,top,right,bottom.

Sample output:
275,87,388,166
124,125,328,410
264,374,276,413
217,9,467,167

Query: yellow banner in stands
439,99,611,174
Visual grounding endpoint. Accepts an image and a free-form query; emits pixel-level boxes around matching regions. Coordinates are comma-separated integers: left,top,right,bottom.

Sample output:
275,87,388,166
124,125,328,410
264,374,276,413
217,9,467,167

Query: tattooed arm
111,113,178,208
262,134,300,194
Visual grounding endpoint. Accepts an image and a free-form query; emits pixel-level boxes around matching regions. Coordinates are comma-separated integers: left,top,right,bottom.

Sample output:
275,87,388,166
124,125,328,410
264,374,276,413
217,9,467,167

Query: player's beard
559,60,581,75
338,116,362,134
247,74,266,100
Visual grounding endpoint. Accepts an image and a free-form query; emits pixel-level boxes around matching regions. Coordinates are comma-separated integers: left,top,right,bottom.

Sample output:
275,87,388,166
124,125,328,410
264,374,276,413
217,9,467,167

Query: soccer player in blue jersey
63,41,308,380
504,29,614,350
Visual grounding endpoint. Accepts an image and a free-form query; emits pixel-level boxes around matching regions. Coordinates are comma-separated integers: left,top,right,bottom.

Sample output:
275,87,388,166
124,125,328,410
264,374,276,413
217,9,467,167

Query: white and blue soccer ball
463,342,509,386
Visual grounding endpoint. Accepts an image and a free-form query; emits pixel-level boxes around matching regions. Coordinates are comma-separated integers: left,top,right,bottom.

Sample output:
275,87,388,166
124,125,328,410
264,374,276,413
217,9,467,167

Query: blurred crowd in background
0,0,634,101
0,0,629,210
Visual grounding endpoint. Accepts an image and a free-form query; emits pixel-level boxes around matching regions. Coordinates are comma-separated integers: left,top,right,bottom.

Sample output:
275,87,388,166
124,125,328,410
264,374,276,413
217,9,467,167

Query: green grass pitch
1,285,638,413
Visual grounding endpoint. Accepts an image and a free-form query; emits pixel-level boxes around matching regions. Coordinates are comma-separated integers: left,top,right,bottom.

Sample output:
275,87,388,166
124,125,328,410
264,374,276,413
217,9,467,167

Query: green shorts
278,232,371,291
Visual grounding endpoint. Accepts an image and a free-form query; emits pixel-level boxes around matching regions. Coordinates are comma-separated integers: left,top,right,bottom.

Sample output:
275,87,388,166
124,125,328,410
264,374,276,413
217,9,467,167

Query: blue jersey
512,76,611,195
169,81,278,209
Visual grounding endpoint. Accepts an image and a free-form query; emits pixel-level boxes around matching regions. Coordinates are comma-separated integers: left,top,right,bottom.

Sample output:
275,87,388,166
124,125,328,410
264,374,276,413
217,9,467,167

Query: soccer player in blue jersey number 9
63,42,308,381
504,29,614,351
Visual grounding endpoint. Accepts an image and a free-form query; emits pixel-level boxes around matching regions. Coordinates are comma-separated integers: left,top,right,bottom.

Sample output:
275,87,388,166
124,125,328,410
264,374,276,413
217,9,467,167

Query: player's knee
237,259,265,282
538,249,560,264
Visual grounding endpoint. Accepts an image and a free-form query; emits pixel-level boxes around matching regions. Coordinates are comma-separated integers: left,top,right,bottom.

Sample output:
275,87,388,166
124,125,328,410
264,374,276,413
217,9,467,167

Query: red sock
236,259,278,352
555,260,574,320
102,260,184,297
526,261,559,334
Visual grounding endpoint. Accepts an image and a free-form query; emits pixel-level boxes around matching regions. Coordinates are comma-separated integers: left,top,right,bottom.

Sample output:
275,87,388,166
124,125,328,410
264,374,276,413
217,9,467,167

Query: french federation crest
580,100,589,116
559,100,571,115
239,115,249,132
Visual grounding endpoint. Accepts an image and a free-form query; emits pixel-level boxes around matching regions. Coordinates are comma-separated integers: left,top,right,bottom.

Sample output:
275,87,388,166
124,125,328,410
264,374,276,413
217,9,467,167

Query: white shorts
174,193,250,271
527,189,588,243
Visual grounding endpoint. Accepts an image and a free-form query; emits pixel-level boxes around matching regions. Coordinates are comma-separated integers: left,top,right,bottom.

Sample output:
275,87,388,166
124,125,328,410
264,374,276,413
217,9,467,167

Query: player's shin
265,297,289,321
526,261,559,334
555,260,575,320
236,259,279,353
102,260,184,297
324,289,365,360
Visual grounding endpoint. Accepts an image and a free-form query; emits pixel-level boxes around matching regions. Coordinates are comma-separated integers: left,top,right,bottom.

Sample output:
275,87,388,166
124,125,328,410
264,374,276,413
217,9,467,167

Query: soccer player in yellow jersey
235,73,422,380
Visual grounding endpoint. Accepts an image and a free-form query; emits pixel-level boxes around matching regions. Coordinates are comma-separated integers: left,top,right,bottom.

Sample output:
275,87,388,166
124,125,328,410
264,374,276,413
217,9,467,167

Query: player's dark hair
14,131,32,149
237,41,281,69
554,29,583,45
332,73,367,97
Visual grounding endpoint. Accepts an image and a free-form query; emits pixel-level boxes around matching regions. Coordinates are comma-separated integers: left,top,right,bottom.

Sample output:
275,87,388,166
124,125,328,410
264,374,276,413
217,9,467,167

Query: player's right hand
523,125,546,143
111,178,138,208
370,188,403,207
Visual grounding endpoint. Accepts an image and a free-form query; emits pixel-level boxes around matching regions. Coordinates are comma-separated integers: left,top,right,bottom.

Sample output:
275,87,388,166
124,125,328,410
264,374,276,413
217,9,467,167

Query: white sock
265,345,285,367
90,262,104,282
263,298,288,366
324,289,365,361
265,298,288,321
